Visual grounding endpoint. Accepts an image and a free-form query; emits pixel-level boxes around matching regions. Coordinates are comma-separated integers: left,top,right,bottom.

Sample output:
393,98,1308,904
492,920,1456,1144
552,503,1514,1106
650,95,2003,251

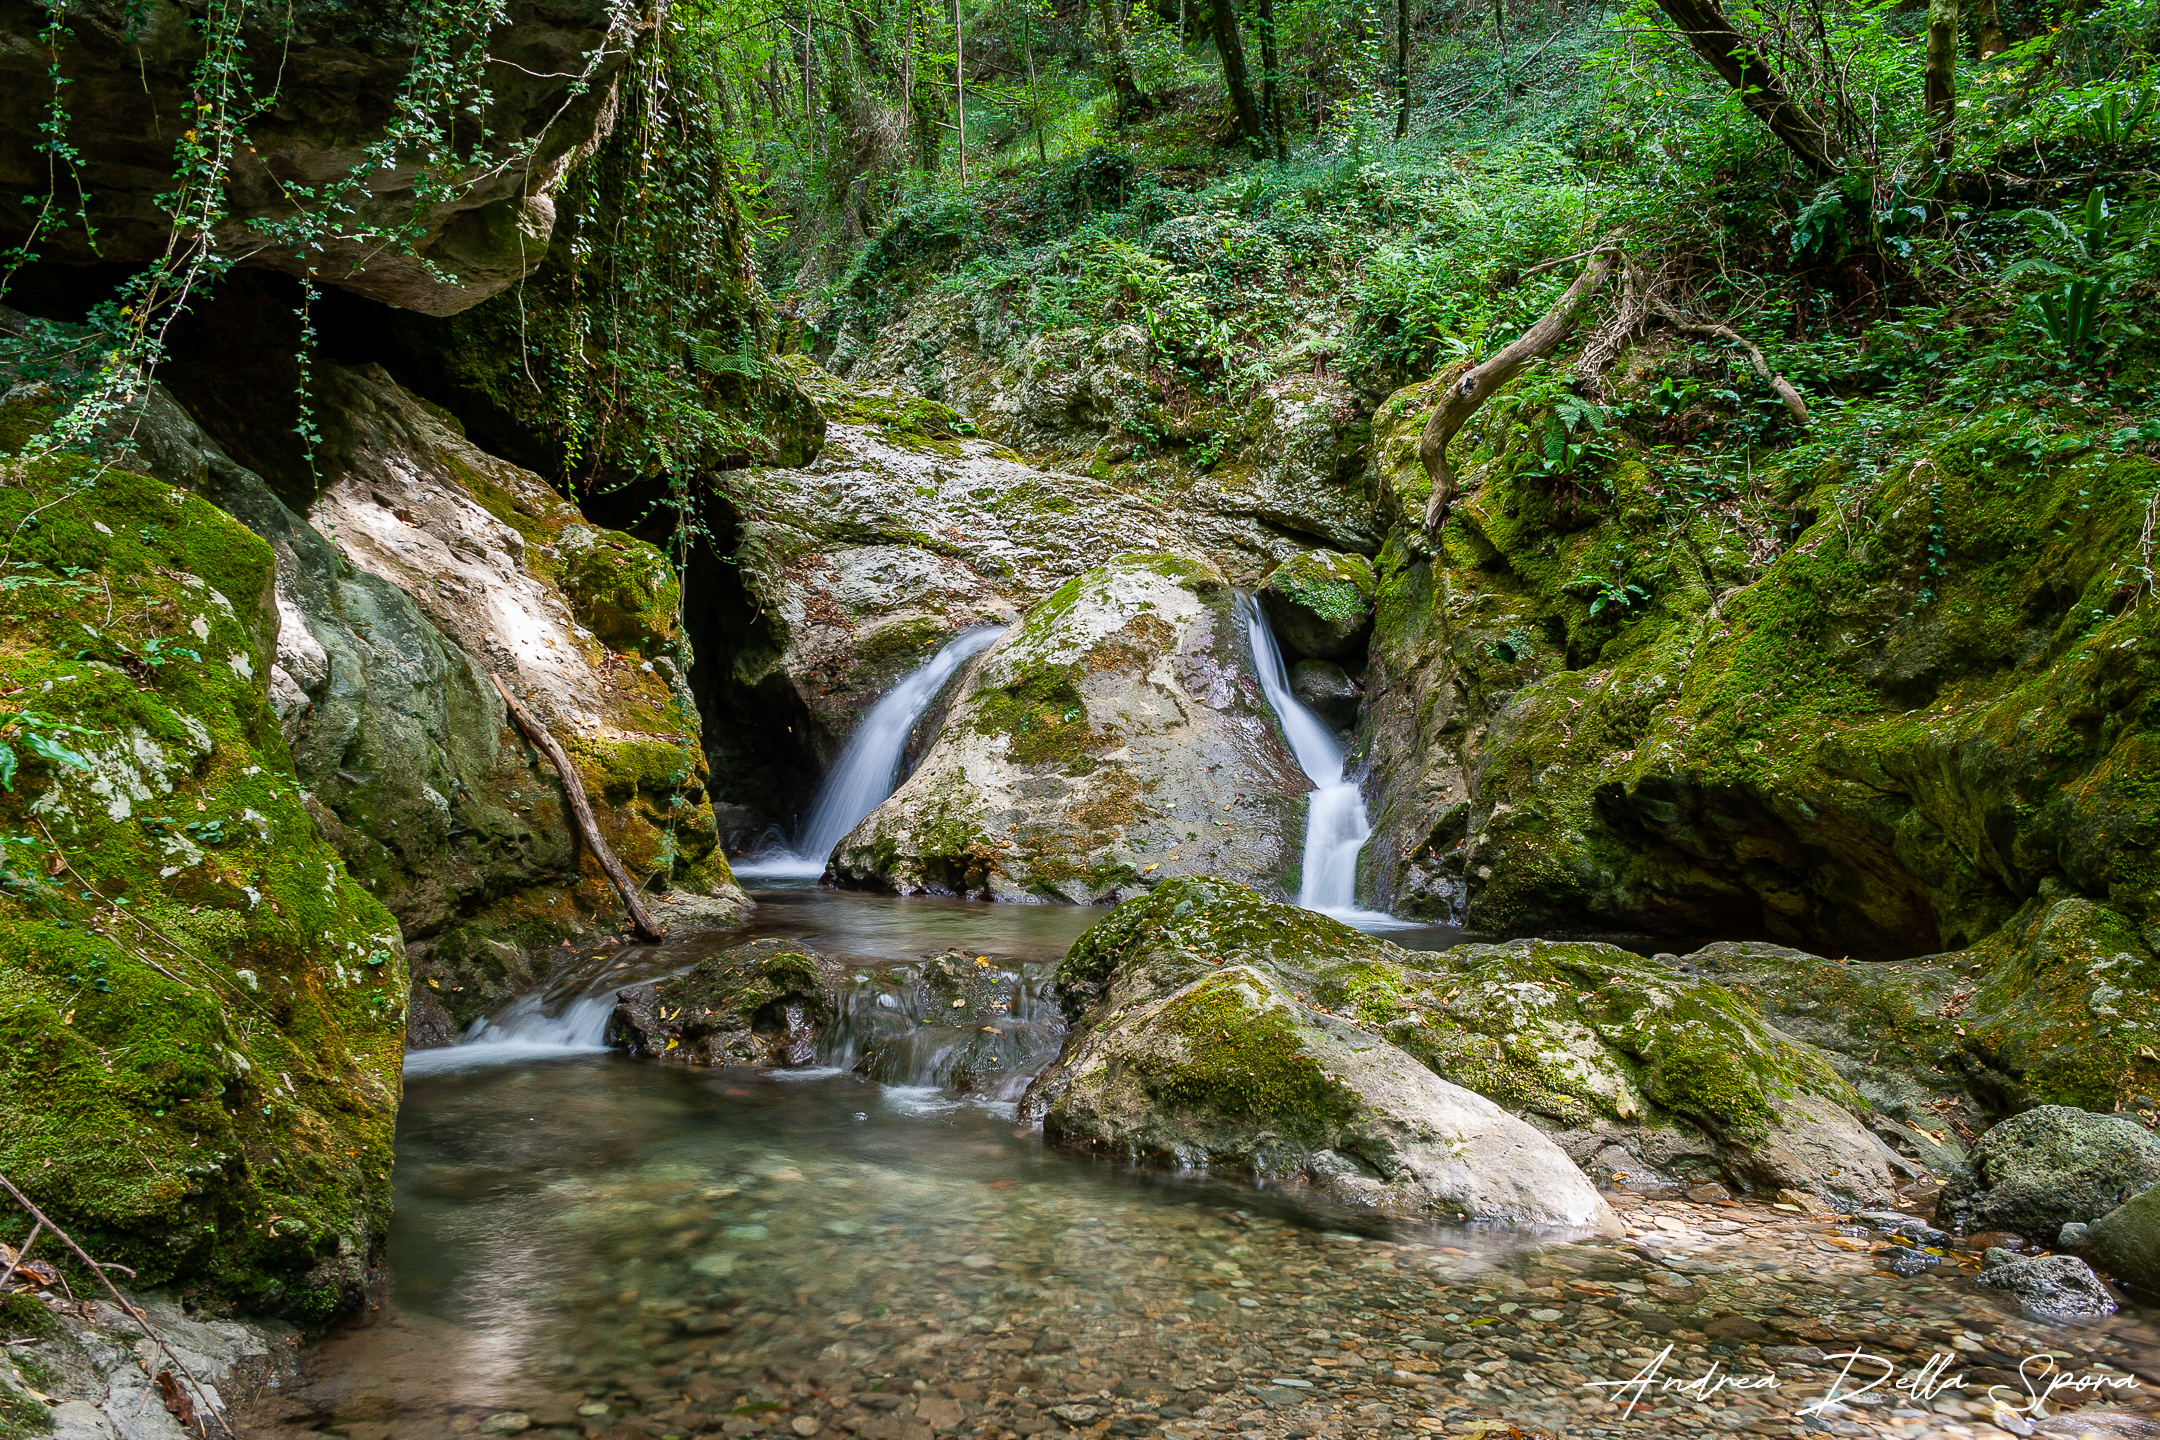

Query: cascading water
736,625,1006,879
402,991,617,1075
1239,593,1401,926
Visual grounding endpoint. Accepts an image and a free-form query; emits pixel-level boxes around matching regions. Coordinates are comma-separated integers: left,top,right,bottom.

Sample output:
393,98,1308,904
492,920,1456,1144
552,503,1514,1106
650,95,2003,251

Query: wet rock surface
827,556,1309,903
1288,661,1362,733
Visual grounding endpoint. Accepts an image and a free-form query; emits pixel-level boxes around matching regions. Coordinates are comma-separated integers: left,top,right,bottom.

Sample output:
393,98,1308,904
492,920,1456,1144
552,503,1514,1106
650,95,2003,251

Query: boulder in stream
827,554,1311,903
1976,1251,2119,1318
2085,1179,2160,1295
608,940,844,1066
1030,877,1904,1211
1025,878,1620,1228
1939,1105,2160,1243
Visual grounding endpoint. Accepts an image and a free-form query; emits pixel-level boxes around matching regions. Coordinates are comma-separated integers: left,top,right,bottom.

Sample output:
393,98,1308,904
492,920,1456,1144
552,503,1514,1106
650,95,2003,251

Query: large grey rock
1290,659,1361,731
97,350,743,949
1941,1105,2160,1242
1259,550,1376,661
827,554,1310,903
7,1291,300,1440
1025,879,1618,1230
2085,1179,2160,1294
0,0,639,314
1975,1253,2118,1317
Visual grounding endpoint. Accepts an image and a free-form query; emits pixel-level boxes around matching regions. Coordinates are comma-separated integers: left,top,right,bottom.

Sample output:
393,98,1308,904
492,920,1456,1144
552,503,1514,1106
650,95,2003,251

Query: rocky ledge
1025,878,1915,1221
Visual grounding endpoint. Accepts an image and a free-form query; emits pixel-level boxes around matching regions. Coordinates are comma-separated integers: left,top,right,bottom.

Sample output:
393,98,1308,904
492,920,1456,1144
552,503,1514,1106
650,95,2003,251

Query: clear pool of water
261,887,2160,1440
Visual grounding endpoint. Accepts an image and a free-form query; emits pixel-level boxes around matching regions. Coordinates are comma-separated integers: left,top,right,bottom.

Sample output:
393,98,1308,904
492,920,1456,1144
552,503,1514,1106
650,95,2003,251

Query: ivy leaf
22,731,92,772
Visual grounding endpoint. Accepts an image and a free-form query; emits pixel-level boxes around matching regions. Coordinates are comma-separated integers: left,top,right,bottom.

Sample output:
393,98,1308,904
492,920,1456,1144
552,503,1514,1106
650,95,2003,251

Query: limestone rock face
116,361,743,946
0,0,639,314
1940,1106,2160,1243
826,555,1310,903
1355,370,2160,967
1024,879,1617,1229
724,382,1188,755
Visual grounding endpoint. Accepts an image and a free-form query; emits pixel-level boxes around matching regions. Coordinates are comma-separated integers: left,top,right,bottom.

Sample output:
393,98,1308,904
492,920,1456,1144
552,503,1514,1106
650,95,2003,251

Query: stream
260,884,2160,1440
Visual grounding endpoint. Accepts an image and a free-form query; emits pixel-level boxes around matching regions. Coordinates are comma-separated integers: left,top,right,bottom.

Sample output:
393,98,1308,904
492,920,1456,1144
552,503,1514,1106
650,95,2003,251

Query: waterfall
736,625,1006,879
1239,594,1399,925
403,991,617,1076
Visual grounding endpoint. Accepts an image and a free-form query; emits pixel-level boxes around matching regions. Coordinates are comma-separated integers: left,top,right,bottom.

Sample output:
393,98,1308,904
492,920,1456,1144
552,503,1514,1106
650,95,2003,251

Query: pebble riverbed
246,893,2160,1440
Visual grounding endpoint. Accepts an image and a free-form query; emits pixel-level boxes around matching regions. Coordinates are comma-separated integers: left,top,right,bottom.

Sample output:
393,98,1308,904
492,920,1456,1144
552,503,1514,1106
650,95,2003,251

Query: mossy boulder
1939,1106,2160,1242
1260,550,1377,661
557,524,682,659
1046,878,1906,1206
1027,880,1617,1228
0,462,404,1324
606,939,843,1066
1682,900,2160,1133
827,555,1310,903
2085,1179,2160,1294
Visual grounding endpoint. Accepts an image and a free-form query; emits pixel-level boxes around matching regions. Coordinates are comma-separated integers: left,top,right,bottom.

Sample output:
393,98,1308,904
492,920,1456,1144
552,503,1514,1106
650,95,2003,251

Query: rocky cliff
0,0,640,315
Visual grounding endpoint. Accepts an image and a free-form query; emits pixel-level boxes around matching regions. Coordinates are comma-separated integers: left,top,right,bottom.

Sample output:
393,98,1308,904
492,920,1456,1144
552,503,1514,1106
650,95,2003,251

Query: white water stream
402,991,617,1075
735,625,1006,879
1239,594,1402,926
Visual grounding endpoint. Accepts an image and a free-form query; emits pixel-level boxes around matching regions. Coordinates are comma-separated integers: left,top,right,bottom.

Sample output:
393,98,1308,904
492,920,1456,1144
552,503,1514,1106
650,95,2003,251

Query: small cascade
737,626,1006,879
814,957,1066,1107
1239,594,1400,925
402,991,617,1076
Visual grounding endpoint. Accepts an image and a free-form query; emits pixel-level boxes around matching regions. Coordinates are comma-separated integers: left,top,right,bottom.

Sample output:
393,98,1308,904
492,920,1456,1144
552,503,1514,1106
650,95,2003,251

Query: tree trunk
1650,0,1841,175
1259,0,1286,157
1925,0,1959,160
1492,0,1508,126
491,676,666,943
1419,246,1620,531
955,0,967,188
1025,13,1047,161
1969,0,2007,55
1394,0,1410,138
1098,0,1144,115
1209,0,1267,147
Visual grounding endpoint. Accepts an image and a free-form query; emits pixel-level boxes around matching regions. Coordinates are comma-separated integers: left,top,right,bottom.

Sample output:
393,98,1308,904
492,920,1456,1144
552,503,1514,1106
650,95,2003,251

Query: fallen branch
490,675,665,943
0,1172,233,1440
1419,242,1623,531
1648,298,1811,423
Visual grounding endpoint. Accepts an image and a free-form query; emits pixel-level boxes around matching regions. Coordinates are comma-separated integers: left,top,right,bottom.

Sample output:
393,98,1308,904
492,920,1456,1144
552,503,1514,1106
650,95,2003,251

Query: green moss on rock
0,462,405,1325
